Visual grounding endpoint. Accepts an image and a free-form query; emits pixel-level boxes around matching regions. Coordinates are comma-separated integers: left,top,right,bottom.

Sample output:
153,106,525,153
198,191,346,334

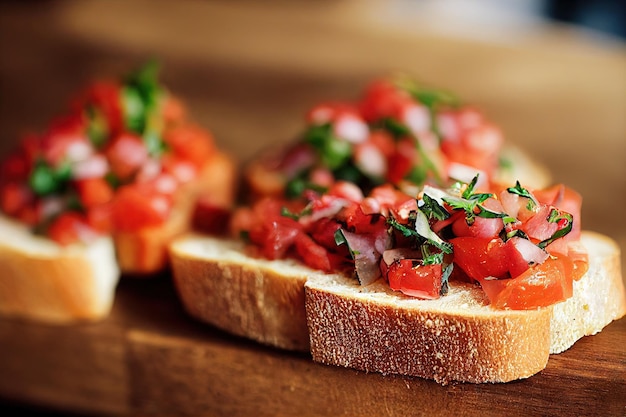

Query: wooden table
0,1,624,416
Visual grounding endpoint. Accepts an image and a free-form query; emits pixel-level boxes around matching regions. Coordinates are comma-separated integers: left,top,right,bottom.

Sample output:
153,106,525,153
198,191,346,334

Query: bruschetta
0,62,235,323
169,76,625,383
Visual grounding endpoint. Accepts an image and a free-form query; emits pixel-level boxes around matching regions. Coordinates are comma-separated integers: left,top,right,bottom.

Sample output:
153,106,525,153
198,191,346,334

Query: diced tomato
105,133,148,180
308,217,343,250
74,177,114,208
387,259,442,299
86,203,113,233
1,182,32,216
161,155,198,184
294,233,333,272
47,212,89,246
450,237,510,281
341,203,386,235
480,255,575,310
163,124,214,168
110,184,171,232
192,196,231,236
451,198,505,239
359,79,413,123
245,198,303,259
74,81,124,135
1,152,30,182
162,96,187,125
16,202,42,227
534,184,582,241
386,138,416,184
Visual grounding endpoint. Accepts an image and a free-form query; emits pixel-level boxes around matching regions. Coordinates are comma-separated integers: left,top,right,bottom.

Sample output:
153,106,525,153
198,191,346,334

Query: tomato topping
0,183,32,216
387,259,442,299
480,255,575,310
110,185,171,232
47,212,91,246
294,233,334,272
74,178,114,208
163,124,214,168
105,133,148,180
192,196,231,236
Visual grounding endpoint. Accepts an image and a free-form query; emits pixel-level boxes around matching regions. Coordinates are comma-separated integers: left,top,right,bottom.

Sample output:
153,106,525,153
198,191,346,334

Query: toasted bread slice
114,151,236,275
305,231,625,383
170,236,311,350
170,231,625,382
0,215,120,323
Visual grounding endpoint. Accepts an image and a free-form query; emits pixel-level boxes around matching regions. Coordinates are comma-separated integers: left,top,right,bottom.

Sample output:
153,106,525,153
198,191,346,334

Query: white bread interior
170,231,625,383
0,215,120,323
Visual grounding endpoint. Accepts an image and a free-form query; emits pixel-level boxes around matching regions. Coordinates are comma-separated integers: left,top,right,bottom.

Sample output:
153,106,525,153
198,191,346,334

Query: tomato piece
387,259,442,299
163,124,214,168
245,198,303,260
451,237,510,281
110,185,171,232
75,178,114,208
86,203,113,233
1,182,32,216
341,203,386,235
481,256,574,310
451,198,505,239
309,217,343,250
75,81,124,135
294,233,333,272
1,152,30,182
192,196,231,236
105,133,148,180
162,96,187,125
47,212,89,246
386,138,416,184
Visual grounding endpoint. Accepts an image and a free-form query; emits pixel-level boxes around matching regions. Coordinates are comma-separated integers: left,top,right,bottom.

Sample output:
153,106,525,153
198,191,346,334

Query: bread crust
170,236,310,350
115,151,236,275
169,230,625,383
305,231,625,383
0,216,120,323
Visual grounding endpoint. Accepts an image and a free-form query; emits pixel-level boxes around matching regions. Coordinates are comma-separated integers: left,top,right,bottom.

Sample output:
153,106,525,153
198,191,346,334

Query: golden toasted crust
169,236,310,350
305,280,551,384
115,151,236,275
305,231,625,383
0,216,119,323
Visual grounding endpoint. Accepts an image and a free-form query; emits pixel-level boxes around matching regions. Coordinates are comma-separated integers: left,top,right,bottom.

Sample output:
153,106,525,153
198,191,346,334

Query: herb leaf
538,210,573,249
420,193,450,221
507,181,537,209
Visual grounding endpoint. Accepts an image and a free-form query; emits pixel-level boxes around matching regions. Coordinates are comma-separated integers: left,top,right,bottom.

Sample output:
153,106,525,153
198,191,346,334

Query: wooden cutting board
0,276,624,417
0,1,624,416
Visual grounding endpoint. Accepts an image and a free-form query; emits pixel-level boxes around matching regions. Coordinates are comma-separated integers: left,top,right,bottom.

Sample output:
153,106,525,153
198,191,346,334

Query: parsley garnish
506,181,537,210
387,211,453,254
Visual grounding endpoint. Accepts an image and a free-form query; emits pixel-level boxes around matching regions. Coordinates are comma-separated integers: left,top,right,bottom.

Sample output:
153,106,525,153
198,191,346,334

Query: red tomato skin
192,196,231,236
163,124,214,168
450,237,510,281
75,178,114,208
308,217,343,250
294,233,333,272
47,212,86,246
0,183,32,216
110,185,171,232
249,217,301,260
387,259,442,299
482,256,574,310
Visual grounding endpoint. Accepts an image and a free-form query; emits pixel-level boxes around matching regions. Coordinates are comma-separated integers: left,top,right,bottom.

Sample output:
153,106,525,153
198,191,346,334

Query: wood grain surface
0,1,624,416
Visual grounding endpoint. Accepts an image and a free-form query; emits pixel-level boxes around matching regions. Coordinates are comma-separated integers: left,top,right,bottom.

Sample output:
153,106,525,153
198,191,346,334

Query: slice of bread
305,231,625,383
114,151,236,275
170,235,312,351
170,231,625,383
0,215,120,323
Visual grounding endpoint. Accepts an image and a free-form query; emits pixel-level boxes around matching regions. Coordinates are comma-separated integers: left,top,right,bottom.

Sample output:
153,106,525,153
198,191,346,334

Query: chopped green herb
29,160,71,196
538,210,573,249
280,205,313,221
507,181,537,209
420,193,450,221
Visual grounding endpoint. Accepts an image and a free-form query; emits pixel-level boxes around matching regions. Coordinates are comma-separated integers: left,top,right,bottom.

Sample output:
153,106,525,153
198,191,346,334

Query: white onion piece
510,237,548,266
382,248,422,266
403,104,430,135
354,142,386,179
447,162,488,188
333,114,369,144
72,155,109,179
65,140,93,162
